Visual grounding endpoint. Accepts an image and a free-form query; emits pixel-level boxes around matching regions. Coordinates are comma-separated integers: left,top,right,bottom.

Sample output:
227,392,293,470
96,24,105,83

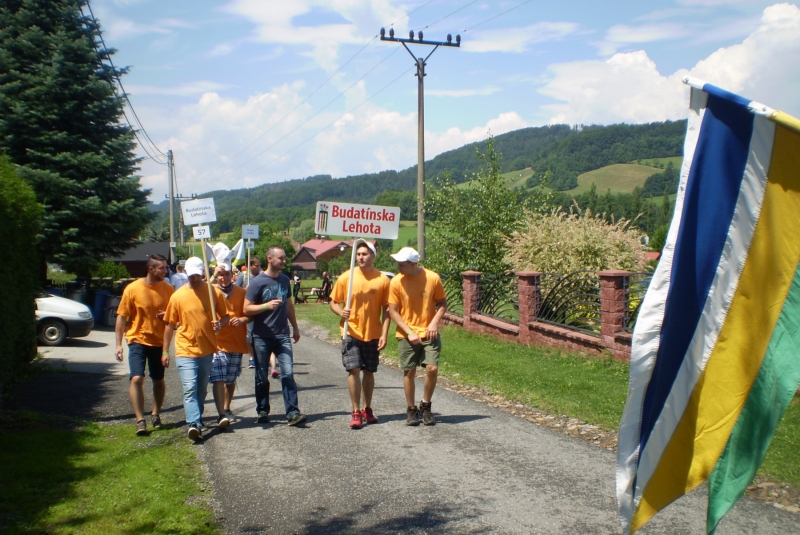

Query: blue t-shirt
245,272,291,338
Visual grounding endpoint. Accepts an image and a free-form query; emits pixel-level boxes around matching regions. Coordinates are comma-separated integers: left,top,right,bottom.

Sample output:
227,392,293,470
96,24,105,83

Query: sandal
136,419,147,436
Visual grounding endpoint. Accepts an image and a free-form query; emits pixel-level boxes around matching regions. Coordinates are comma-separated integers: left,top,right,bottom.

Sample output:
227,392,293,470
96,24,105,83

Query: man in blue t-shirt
243,246,307,426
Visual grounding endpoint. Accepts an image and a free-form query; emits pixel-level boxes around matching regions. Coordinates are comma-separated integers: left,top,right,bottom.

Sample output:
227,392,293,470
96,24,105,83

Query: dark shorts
128,342,165,381
341,337,380,373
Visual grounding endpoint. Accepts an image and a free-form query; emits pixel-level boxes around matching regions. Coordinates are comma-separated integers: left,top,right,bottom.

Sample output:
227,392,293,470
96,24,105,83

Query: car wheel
38,320,67,346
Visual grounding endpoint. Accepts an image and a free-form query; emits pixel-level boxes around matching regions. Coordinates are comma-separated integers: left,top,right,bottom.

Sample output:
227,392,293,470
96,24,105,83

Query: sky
88,0,800,202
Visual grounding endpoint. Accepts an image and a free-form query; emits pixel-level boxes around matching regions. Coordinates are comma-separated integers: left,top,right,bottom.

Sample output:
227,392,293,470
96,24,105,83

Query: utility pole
380,27,460,261
165,150,196,261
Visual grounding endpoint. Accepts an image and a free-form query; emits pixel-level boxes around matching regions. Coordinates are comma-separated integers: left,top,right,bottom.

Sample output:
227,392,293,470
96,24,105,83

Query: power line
82,0,167,164
415,0,481,33
461,0,536,33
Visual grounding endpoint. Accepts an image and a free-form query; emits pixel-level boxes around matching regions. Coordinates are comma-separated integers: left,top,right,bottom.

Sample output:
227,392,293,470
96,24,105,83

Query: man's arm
287,297,300,343
378,304,390,351
114,314,128,362
425,298,448,340
161,323,175,368
388,303,420,344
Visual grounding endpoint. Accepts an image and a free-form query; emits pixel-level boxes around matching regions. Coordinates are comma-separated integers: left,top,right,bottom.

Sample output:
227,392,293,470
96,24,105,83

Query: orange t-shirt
388,267,446,339
164,283,231,357
330,268,390,342
215,285,249,354
117,278,174,347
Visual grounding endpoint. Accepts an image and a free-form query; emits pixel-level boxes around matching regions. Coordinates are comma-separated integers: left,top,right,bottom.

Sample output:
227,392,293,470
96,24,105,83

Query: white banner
192,225,211,240
181,197,217,225
242,224,259,239
315,201,400,239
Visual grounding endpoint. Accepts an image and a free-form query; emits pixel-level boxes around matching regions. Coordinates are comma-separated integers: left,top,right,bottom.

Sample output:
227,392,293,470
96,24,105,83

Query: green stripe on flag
707,260,800,534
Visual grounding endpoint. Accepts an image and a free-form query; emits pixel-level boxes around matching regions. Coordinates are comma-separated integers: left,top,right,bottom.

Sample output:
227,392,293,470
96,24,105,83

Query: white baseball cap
354,238,376,255
390,247,420,263
185,257,205,277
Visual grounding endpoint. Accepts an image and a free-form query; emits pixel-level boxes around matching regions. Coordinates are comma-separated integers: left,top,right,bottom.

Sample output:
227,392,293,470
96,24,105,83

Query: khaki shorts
398,337,441,370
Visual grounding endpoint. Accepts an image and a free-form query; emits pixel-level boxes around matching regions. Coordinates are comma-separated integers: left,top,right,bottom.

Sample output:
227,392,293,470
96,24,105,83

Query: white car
35,293,94,346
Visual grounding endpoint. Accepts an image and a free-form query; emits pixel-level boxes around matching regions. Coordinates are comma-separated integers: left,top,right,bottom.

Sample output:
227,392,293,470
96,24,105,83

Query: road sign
242,225,259,239
181,197,217,225
193,225,211,240
315,201,400,239
246,241,255,249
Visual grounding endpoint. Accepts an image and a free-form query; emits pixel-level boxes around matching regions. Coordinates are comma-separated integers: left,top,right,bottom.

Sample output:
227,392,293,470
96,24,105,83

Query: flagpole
199,237,218,333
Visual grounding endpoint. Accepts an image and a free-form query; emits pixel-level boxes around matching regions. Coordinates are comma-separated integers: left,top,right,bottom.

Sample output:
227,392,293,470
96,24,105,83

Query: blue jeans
176,355,213,427
253,336,300,418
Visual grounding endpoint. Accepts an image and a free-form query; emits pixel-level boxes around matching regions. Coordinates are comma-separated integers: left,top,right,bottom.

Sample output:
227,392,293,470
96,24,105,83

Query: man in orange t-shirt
330,239,390,429
388,247,447,426
115,254,174,436
162,257,230,441
211,263,250,423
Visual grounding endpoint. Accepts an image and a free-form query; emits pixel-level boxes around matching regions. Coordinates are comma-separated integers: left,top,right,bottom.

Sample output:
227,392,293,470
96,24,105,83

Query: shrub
0,157,42,406
91,261,130,281
505,203,646,274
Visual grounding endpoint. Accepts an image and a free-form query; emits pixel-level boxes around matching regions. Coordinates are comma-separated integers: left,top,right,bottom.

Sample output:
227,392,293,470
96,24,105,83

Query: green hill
568,164,658,194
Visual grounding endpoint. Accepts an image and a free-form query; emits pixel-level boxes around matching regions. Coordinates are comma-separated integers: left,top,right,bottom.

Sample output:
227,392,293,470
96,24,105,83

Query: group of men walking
114,240,446,440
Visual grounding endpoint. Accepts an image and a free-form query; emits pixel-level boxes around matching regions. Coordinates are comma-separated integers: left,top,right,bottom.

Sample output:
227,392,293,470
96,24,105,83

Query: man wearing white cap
162,256,231,441
388,247,447,426
329,239,390,429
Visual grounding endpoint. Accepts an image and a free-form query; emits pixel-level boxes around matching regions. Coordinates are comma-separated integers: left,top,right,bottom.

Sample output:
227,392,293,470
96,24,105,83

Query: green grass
295,306,800,487
0,412,218,534
502,167,534,189
634,156,683,168
567,163,660,195
394,220,417,249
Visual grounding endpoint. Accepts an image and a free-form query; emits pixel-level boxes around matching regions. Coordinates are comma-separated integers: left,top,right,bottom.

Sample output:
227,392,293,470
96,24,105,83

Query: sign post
315,201,401,338
182,198,218,328
242,225,259,286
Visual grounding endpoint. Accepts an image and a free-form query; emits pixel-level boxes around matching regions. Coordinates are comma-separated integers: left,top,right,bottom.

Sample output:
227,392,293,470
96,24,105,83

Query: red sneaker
349,411,363,429
361,407,378,425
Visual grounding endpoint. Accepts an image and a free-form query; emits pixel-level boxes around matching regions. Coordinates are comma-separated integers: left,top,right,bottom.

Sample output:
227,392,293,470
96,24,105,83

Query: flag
617,78,800,535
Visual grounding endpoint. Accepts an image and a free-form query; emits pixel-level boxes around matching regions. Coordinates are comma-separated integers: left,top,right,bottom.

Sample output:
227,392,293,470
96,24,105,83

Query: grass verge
295,304,800,488
0,412,218,534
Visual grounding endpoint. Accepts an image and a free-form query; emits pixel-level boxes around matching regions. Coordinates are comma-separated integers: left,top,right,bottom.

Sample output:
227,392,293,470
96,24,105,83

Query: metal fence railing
476,272,519,325
624,272,653,333
441,273,464,317
537,271,601,335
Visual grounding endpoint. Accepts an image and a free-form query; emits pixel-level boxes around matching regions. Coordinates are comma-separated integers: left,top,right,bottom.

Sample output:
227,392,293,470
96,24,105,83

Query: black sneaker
150,414,163,429
187,424,202,441
406,406,420,426
419,401,435,426
217,415,231,430
287,413,307,426
136,419,148,436
257,412,270,424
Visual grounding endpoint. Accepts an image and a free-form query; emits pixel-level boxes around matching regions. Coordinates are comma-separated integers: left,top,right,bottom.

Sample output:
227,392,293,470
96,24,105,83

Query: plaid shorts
210,351,243,384
341,337,380,373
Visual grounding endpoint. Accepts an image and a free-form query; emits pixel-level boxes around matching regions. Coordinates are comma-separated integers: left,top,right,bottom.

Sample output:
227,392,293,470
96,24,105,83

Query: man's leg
403,369,416,407
152,379,165,415
422,365,438,401
130,376,145,421
347,369,362,412
225,384,236,411
252,337,271,416
196,355,213,421
362,371,374,409
210,353,228,417
275,336,302,419
175,357,201,427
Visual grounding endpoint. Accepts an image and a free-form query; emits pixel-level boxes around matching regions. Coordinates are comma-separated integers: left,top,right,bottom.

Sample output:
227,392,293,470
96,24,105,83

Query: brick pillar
461,270,481,331
598,270,632,349
516,271,541,344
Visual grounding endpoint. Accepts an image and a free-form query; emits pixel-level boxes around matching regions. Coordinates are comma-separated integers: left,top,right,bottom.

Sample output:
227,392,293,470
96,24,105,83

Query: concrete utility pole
165,150,196,260
380,27,460,261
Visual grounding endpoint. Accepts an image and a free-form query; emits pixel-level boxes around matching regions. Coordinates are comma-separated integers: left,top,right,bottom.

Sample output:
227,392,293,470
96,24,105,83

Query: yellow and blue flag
617,78,800,534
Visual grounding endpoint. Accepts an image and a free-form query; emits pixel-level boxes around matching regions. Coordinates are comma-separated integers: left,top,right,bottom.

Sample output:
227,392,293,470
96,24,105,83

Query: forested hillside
151,120,686,234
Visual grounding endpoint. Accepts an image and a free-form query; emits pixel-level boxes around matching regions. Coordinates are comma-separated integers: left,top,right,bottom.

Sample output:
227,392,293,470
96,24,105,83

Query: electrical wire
461,0,536,33
416,0,481,33
83,0,167,164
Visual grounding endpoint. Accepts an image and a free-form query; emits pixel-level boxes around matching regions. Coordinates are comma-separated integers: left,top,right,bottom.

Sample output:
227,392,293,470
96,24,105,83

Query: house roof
298,238,350,258
109,241,171,262
644,251,661,262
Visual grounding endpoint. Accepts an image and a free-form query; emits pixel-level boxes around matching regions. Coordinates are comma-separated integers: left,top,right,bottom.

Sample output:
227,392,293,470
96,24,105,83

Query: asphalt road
25,324,800,534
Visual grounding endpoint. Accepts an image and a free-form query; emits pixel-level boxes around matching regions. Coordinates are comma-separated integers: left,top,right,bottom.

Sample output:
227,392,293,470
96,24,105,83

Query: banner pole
342,238,359,340
246,239,250,286
199,237,218,332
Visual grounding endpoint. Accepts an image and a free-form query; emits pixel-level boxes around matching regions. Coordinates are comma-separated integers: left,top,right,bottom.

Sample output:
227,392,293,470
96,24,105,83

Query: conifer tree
0,0,151,277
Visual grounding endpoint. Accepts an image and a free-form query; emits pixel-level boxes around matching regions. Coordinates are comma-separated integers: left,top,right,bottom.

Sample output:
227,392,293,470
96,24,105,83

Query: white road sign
315,201,401,239
193,225,212,240
181,197,217,225
242,225,259,239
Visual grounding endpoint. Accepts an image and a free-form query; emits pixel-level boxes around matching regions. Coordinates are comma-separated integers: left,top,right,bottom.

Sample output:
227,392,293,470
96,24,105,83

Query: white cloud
427,87,501,97
595,23,689,55
127,81,235,96
539,3,800,125
465,22,582,53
